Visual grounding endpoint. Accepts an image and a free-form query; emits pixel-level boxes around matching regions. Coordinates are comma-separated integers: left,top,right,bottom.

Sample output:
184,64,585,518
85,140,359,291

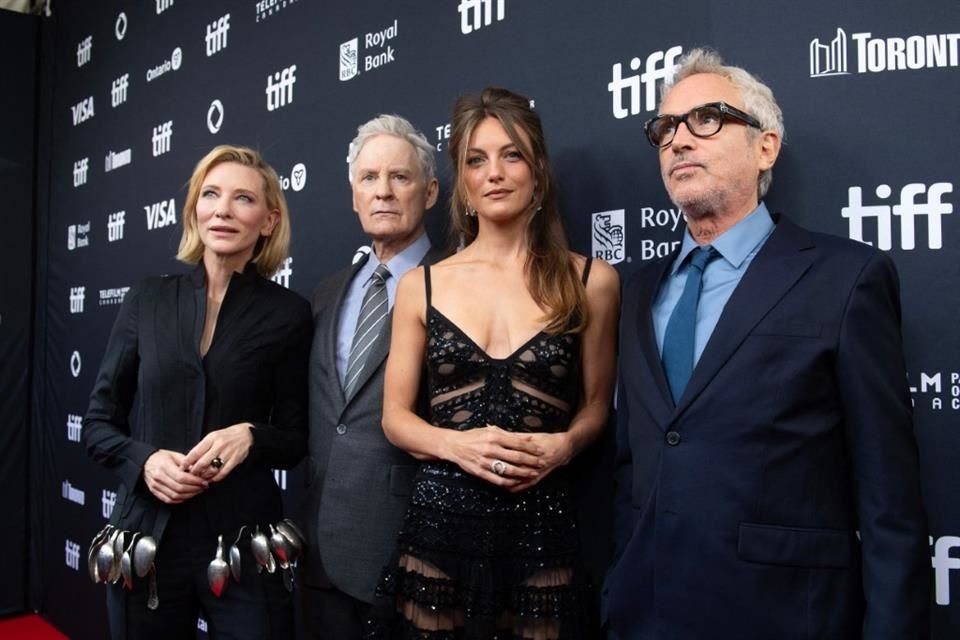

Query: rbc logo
592,210,625,265
340,38,359,81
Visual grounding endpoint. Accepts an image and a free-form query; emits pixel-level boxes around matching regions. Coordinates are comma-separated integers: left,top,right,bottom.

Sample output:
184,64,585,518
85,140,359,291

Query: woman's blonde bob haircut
176,145,291,277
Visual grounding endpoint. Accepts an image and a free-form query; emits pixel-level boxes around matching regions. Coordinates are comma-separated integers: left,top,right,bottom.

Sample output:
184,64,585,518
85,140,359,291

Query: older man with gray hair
301,114,444,640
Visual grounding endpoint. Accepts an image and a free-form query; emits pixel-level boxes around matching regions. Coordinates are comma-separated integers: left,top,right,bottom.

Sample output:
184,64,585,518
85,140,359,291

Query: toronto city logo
62,480,86,506
841,182,953,251
458,0,505,35
609,46,683,119
105,148,131,172
591,210,626,265
810,28,960,77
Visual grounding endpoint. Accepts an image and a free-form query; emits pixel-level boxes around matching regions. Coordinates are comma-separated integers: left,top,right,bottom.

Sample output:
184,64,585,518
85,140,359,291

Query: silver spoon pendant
120,533,140,591
250,526,272,571
207,535,230,598
96,529,119,583
275,521,304,562
133,536,157,579
88,525,113,583
268,525,292,569
147,567,159,610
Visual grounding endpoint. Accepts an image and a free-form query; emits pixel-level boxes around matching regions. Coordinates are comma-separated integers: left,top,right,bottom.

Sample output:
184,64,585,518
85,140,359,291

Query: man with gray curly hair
301,114,444,639
606,49,929,639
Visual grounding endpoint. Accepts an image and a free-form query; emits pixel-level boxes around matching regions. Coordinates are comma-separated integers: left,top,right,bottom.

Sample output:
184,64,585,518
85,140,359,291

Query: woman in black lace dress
364,88,619,639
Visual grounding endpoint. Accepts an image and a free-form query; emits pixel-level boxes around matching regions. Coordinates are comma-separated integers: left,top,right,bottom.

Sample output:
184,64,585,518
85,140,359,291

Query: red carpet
0,614,68,639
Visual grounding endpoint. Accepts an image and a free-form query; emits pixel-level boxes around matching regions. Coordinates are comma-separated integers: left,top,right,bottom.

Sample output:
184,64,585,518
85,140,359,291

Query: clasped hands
444,425,574,492
142,423,254,504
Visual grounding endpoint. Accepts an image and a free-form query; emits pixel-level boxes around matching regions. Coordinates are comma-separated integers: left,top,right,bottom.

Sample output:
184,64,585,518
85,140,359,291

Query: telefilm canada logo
841,182,953,251
338,19,399,81
591,210,626,265
608,46,682,119
810,28,960,77
458,0,505,35
255,0,299,23
99,286,130,306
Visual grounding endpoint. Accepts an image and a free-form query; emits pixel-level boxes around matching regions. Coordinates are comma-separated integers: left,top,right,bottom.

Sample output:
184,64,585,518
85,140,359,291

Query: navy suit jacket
604,215,929,639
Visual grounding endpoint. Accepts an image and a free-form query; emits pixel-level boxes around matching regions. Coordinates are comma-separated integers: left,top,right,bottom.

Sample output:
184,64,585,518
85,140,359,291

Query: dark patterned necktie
344,263,391,397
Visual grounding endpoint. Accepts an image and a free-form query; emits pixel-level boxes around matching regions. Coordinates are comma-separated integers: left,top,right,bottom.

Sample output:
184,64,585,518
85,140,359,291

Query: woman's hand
442,425,546,488
143,449,208,504
181,423,255,482
508,432,575,493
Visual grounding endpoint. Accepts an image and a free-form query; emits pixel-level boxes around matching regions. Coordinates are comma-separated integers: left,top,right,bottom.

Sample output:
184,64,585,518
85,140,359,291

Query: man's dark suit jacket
302,244,444,603
83,263,313,542
604,215,929,639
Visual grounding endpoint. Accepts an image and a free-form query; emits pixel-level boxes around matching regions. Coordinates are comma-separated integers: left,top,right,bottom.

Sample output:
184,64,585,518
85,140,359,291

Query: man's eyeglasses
644,102,762,148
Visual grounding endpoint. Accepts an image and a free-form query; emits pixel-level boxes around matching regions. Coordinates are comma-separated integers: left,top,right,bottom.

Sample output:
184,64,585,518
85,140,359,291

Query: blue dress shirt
653,203,775,366
335,232,431,386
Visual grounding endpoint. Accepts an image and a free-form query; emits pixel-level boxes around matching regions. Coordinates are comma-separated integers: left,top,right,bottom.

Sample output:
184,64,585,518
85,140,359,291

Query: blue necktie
662,246,717,403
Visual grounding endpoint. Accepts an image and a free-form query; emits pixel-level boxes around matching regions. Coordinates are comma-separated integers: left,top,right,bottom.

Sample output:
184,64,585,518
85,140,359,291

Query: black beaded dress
364,261,595,640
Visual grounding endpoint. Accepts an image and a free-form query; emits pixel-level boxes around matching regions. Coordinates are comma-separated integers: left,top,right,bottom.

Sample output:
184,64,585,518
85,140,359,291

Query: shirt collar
361,231,431,282
672,202,774,274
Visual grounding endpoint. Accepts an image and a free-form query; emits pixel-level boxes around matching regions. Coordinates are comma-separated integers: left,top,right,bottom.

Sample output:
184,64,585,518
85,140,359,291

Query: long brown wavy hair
448,87,587,334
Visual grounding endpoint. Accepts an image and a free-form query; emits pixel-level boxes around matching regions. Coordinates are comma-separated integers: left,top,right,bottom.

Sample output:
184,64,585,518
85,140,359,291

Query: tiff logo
206,14,230,56
71,96,94,126
272,257,293,288
73,158,89,187
156,0,173,14
152,121,173,156
592,210,625,265
62,480,86,506
266,65,297,111
69,286,85,314
108,211,126,241
810,28,849,77
66,414,83,442
111,73,129,107
102,490,117,519
609,46,682,119
842,182,953,250
76,36,92,67
459,0,504,35
65,540,81,570
932,535,960,605
145,198,176,230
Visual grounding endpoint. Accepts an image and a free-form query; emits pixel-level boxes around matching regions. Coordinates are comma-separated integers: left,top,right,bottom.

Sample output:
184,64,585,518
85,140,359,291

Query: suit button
336,423,347,435
665,431,681,446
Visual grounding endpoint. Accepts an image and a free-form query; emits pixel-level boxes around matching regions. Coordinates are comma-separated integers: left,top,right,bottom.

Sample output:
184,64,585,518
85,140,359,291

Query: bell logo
206,14,230,56
70,351,82,378
272,257,293,289
842,182,953,251
69,286,85,314
207,99,224,134
592,210,626,265
152,120,173,156
115,12,127,40
932,535,960,605
71,96,94,126
76,36,92,67
458,0,504,35
145,198,176,230
73,157,89,187
266,65,297,111
65,540,81,571
608,46,682,119
111,73,129,107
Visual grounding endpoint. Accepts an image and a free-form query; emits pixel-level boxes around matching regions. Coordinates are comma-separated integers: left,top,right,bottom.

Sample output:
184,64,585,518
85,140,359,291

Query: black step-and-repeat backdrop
32,1,958,638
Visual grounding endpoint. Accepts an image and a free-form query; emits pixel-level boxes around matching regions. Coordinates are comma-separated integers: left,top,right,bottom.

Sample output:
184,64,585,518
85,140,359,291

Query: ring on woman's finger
490,459,507,476
210,456,224,470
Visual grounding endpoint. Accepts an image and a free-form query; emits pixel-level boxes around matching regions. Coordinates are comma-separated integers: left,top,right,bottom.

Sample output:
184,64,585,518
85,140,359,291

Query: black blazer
604,215,929,639
83,263,313,542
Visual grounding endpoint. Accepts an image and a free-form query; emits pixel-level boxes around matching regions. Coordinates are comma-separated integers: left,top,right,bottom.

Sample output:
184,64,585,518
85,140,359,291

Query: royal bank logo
208,99,224,134
62,480,86,506
932,535,960,606
101,490,117,519
115,12,127,40
69,286,85,314
111,73,129,107
145,198,176,230
458,0,505,35
811,28,960,78
73,157,89,187
71,96,94,126
152,120,173,156
609,46,682,119
146,46,182,82
65,540,81,571
256,0,300,23
66,414,83,442
842,182,953,251
105,148,131,172
76,36,92,67
280,162,307,192
70,351,82,378
592,210,626,265
271,257,293,289
67,221,90,250
99,286,131,306
910,370,960,411
339,38,359,81
108,211,126,242
338,19,399,81
206,13,230,56
156,0,173,14
266,65,297,111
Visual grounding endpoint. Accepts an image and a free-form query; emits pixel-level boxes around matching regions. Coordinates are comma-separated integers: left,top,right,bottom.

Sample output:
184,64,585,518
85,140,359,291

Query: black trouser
107,506,293,640
300,582,370,640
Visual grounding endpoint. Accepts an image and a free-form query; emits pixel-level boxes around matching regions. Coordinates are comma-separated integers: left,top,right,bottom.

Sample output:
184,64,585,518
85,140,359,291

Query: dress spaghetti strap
582,256,594,285
423,263,432,309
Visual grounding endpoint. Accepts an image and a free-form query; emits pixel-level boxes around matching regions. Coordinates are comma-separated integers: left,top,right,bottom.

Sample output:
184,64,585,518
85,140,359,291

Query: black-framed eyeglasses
644,102,762,148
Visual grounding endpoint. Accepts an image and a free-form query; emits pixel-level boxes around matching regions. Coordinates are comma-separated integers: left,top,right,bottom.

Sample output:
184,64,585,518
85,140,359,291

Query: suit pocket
737,522,852,569
750,318,821,337
389,464,417,496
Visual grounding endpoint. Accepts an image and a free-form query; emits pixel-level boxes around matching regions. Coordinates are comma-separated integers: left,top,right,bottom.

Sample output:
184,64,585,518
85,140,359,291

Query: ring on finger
491,459,507,476
210,456,224,470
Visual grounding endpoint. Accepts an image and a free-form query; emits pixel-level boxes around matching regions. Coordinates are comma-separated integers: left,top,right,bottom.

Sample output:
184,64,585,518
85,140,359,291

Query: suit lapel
318,259,366,410
634,256,676,414
674,217,815,414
